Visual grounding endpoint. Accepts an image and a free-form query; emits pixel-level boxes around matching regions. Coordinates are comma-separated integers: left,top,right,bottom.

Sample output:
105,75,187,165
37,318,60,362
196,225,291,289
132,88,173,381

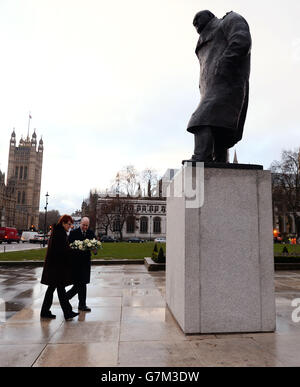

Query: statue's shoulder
222,11,234,20
221,11,249,28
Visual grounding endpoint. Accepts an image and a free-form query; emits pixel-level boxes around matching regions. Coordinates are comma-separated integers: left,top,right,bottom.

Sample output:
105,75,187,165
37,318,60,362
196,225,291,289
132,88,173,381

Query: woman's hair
57,214,73,225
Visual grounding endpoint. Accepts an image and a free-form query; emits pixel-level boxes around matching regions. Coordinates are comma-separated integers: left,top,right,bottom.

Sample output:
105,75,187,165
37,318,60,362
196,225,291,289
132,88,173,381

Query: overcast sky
0,0,299,214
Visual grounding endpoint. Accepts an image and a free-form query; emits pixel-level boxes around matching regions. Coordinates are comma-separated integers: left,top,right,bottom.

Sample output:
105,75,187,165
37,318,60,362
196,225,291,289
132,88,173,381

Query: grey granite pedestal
166,163,276,334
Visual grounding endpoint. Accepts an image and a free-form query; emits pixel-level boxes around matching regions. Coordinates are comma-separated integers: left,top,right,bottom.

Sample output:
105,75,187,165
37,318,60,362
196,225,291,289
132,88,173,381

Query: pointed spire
10,128,16,147
233,150,238,164
31,129,37,147
38,136,44,152
27,112,32,140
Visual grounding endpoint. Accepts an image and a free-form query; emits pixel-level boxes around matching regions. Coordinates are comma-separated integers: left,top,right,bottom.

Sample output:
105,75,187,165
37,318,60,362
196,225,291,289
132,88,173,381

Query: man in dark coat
40,215,80,320
187,10,252,162
67,217,95,311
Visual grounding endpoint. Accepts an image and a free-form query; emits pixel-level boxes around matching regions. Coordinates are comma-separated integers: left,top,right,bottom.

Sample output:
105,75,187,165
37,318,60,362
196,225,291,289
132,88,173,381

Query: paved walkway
1,265,300,367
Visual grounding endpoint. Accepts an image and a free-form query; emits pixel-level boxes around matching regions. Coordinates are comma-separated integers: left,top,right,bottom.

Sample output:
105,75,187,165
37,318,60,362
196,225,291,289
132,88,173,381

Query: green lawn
1,243,298,262
274,244,300,255
0,248,47,261
0,242,166,261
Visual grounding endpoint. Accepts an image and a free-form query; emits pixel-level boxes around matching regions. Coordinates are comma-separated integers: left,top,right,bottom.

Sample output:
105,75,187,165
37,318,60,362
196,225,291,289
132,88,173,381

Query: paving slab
33,342,118,367
0,344,46,367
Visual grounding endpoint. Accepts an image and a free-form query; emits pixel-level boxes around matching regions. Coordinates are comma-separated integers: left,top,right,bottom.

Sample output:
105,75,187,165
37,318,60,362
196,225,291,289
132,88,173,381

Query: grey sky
0,0,299,214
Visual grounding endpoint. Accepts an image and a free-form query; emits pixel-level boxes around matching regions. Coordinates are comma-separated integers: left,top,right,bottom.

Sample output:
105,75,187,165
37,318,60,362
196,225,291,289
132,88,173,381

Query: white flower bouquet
70,238,102,251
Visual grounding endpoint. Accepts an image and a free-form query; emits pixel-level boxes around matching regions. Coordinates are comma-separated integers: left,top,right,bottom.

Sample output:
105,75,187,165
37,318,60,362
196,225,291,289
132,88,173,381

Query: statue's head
193,10,215,34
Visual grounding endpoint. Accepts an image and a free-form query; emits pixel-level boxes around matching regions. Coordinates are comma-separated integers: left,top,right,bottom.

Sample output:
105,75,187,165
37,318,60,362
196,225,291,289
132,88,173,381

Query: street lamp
43,192,49,247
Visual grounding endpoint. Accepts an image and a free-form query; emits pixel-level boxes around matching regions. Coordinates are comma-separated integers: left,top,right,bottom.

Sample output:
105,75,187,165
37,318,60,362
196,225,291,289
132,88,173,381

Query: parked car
100,236,118,243
154,237,166,243
0,227,20,244
21,231,38,243
127,237,145,243
31,234,49,244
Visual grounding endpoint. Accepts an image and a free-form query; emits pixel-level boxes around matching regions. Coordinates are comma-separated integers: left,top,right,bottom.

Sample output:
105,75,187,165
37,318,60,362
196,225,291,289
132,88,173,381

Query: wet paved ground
1,265,300,367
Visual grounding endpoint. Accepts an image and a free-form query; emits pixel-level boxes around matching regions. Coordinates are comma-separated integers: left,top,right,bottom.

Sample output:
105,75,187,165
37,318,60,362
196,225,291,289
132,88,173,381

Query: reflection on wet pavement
1,265,300,366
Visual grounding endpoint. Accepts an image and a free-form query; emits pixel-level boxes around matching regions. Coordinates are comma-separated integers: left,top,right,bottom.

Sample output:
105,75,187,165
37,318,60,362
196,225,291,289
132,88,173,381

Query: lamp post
43,192,49,247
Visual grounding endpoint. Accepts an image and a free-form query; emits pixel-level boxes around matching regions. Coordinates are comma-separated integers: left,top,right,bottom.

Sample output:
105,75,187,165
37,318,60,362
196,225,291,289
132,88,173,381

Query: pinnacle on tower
38,137,44,152
31,129,37,146
10,129,16,147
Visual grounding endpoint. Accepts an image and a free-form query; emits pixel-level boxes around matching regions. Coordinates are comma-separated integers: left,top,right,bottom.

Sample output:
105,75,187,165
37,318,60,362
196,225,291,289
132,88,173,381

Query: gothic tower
7,129,43,230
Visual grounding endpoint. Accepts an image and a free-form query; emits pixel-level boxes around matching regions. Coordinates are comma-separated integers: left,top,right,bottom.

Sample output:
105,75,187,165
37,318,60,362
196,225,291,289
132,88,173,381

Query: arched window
22,191,26,204
140,217,148,234
24,167,28,180
15,166,19,178
19,166,23,179
17,191,21,203
153,217,161,234
113,218,121,232
142,205,146,212
126,216,135,233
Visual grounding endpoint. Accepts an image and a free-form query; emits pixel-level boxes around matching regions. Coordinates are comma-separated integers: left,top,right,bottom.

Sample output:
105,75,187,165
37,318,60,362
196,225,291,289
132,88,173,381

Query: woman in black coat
40,214,79,320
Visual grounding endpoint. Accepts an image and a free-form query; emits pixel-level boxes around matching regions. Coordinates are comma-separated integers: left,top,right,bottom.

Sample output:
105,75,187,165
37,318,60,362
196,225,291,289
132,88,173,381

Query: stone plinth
166,163,276,334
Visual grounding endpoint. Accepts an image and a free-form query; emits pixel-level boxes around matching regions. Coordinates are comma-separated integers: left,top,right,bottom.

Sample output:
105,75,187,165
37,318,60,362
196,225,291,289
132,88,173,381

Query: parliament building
0,130,43,231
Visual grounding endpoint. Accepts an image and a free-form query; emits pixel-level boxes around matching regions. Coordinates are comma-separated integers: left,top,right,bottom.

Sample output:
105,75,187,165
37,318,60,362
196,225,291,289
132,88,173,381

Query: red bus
0,227,20,244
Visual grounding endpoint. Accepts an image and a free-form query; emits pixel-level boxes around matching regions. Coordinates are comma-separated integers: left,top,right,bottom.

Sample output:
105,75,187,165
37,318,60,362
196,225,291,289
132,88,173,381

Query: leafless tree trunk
271,149,300,237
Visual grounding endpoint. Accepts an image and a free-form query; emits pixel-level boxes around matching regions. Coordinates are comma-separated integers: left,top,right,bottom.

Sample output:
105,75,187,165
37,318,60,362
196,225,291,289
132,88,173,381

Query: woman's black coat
41,223,78,287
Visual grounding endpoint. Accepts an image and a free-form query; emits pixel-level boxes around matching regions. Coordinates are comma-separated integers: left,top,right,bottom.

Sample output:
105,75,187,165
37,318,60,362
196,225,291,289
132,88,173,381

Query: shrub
155,246,166,263
152,243,158,261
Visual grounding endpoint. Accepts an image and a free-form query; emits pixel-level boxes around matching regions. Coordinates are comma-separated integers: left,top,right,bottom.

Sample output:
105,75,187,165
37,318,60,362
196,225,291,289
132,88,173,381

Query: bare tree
271,149,300,236
81,189,99,232
38,210,60,231
141,168,158,197
97,201,113,236
111,166,140,196
107,196,136,241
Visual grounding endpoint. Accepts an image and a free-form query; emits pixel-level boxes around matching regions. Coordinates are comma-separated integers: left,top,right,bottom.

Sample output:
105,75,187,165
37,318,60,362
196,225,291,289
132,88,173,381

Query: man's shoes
40,311,56,319
64,311,80,321
78,305,92,312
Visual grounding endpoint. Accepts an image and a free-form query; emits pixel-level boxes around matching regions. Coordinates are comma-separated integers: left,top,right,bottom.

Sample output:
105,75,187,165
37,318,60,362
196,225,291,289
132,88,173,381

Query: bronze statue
187,10,252,162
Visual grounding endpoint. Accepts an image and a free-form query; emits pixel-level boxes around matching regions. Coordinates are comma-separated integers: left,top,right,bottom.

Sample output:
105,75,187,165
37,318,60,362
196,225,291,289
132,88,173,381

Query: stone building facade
0,130,43,230
81,169,179,240
0,170,16,227
95,195,167,241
